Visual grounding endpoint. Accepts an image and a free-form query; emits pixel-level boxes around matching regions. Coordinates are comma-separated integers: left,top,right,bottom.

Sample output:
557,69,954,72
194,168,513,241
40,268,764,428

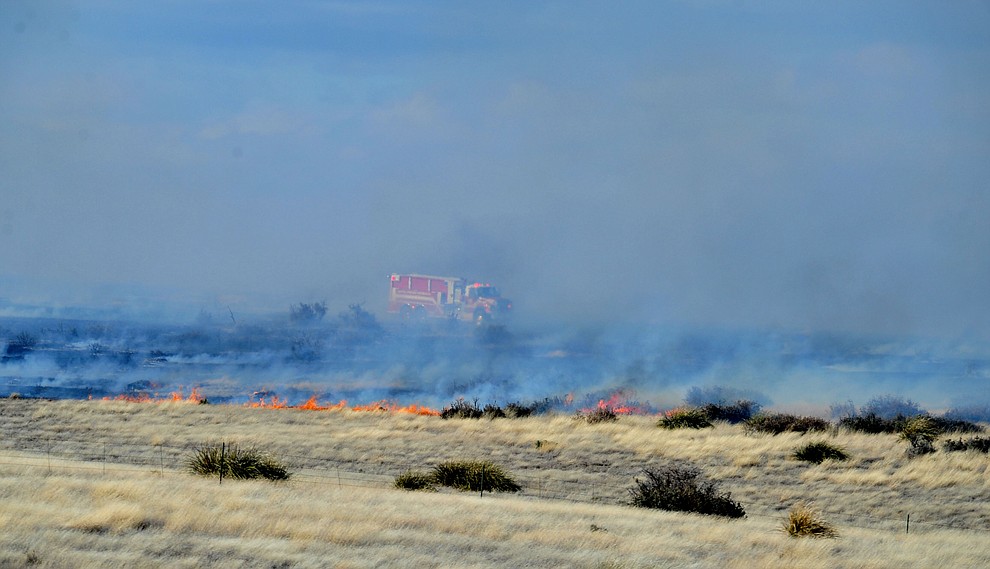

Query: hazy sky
2,1,988,336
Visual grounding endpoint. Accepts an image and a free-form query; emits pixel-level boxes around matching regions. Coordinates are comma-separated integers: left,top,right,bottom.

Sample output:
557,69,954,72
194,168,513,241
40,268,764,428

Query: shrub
503,401,535,418
943,436,990,454
861,395,925,420
900,416,940,456
658,408,712,430
793,441,849,464
700,400,759,424
482,403,506,420
745,413,831,435
394,470,437,491
783,504,837,538
839,413,903,434
440,398,484,419
628,464,745,518
431,461,521,492
186,443,290,481
579,406,618,424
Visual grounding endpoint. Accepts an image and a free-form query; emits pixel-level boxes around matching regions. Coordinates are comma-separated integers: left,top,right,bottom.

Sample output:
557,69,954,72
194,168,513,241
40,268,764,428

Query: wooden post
219,442,226,485
480,464,485,499
906,513,910,534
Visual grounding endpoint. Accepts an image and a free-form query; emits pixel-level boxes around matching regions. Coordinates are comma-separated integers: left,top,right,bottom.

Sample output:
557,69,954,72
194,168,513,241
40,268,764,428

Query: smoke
2,308,988,418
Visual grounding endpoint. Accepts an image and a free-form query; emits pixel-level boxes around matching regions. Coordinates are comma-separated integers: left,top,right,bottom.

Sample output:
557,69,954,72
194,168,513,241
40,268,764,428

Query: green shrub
394,470,437,491
186,443,290,481
793,441,849,464
657,408,712,430
784,504,837,538
628,464,745,518
943,436,990,454
746,413,831,435
431,461,521,492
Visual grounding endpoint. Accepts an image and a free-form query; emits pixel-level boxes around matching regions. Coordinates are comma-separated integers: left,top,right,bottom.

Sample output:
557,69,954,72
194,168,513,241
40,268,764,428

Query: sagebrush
628,464,745,518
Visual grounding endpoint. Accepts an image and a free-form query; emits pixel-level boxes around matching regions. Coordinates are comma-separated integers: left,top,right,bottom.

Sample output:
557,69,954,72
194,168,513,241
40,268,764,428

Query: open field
1,398,989,568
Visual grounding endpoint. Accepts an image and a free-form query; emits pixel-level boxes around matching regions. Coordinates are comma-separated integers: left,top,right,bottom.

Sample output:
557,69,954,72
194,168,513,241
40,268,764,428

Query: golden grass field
1,398,988,568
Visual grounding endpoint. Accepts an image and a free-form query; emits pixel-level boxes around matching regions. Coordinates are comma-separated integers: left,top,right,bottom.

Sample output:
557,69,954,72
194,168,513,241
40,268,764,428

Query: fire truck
387,273,512,324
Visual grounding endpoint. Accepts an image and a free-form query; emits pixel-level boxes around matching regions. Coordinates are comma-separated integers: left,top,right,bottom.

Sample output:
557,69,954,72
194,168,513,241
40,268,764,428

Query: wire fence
0,435,987,537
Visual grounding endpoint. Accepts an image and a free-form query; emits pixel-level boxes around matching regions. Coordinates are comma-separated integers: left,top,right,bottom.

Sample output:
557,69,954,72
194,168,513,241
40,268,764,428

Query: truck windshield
473,286,500,298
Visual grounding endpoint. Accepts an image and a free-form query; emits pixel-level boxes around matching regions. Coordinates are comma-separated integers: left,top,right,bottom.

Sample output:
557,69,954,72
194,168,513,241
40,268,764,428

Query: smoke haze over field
2,1,990,339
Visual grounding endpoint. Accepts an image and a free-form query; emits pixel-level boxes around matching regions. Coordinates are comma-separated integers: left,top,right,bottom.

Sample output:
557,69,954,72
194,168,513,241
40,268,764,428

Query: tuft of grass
745,413,831,435
431,460,521,492
186,443,290,481
783,504,838,538
394,470,438,491
793,441,849,464
657,408,712,430
579,406,618,424
628,464,745,518
900,416,940,456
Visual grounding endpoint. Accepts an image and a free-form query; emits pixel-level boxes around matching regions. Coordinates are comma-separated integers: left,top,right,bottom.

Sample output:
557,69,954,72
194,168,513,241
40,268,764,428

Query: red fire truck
387,273,512,324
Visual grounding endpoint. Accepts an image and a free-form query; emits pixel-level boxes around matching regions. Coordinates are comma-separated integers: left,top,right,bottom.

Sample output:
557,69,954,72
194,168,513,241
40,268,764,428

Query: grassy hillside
1,398,988,568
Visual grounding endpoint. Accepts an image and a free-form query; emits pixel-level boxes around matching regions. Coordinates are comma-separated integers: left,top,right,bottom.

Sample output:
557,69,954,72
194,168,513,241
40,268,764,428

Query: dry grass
0,399,989,568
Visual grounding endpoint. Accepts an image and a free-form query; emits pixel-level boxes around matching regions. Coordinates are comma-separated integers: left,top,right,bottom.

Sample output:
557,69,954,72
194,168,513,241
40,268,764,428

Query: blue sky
1,1,988,336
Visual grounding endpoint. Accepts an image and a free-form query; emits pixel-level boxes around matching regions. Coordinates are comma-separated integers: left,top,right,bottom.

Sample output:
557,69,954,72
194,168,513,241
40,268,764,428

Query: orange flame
245,395,440,416
102,387,204,404
583,389,651,415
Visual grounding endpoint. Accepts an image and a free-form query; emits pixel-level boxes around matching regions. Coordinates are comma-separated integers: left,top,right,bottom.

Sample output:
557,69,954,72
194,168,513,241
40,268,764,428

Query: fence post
103,443,106,475
219,442,225,485
906,514,910,534
160,445,164,477
47,438,51,474
480,463,485,499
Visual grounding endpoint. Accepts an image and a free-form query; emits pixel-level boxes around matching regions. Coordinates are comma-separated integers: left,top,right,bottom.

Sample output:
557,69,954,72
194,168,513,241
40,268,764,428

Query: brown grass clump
783,503,838,538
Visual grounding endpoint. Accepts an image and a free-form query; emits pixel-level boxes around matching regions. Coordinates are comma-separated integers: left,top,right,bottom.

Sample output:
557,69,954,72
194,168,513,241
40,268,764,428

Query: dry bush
942,436,990,454
628,464,745,518
440,398,484,419
579,406,618,424
657,408,712,430
700,400,759,424
783,503,837,538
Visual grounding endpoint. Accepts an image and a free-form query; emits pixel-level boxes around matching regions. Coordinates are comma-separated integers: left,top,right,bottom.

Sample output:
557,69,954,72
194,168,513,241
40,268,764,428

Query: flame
102,387,204,404
582,389,652,415
245,395,440,416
